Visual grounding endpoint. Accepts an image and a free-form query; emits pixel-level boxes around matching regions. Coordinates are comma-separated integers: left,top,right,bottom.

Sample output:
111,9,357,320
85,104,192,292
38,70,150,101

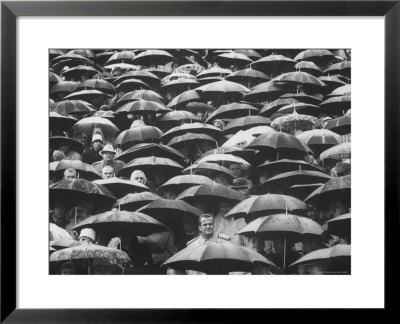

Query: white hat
100,144,116,155
92,134,104,143
79,228,96,242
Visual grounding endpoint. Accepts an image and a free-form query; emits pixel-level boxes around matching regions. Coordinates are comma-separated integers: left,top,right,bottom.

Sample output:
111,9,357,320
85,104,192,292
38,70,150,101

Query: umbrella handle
283,236,286,269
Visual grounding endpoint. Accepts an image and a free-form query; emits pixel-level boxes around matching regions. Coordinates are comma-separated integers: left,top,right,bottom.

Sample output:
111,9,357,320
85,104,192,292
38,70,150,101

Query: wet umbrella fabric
113,192,161,212
49,136,84,155
177,183,246,204
289,244,350,268
161,122,222,143
72,210,166,237
119,156,184,178
305,175,351,207
93,178,150,199
50,244,132,270
49,112,77,133
163,241,276,274
224,193,308,221
182,162,234,180
115,126,163,150
324,213,351,241
52,100,96,116
50,178,116,207
157,174,214,194
50,159,102,181
71,117,120,142
324,115,351,135
320,142,351,161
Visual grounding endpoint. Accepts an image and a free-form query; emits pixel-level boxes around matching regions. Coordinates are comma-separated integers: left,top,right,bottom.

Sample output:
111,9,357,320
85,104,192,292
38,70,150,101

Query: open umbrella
224,116,271,134
251,55,296,77
196,153,250,168
113,192,161,212
132,49,174,67
51,100,96,116
324,213,351,242
50,244,132,273
324,61,351,78
261,170,331,194
305,175,351,208
49,223,73,241
116,90,165,107
182,162,234,181
247,131,308,160
119,156,184,178
324,115,351,135
294,49,335,67
113,70,160,88
106,50,135,65
328,84,351,97
49,112,77,134
93,178,150,199
72,210,166,237
116,143,186,165
197,66,232,79
245,81,289,102
115,125,163,150
77,79,116,96
116,78,151,92
320,95,351,116
280,92,323,105
258,98,299,117
161,122,222,143
225,68,269,88
49,71,64,89
275,102,322,118
215,52,253,68
138,199,202,228
49,136,84,154
163,241,276,274
167,90,201,109
62,65,100,80
274,71,326,92
205,102,259,124
320,142,351,161
289,244,351,274
157,174,214,195
168,133,217,148
225,193,308,221
295,61,322,76
155,110,199,130
257,159,326,177
50,159,102,181
271,111,321,134
238,213,325,268
50,239,82,251
318,75,347,89
183,102,216,114
297,129,341,155
71,117,120,142
234,49,262,61
284,183,325,201
197,80,250,103
177,183,246,205
115,99,168,116
50,178,116,210
50,81,79,99
160,78,200,94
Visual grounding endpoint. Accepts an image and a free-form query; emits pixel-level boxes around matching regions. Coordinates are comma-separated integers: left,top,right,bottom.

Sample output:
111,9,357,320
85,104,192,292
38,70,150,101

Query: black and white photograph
48,48,351,276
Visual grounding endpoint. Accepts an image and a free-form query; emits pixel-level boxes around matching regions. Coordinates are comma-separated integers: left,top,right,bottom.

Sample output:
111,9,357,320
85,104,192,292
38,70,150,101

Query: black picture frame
1,0,398,321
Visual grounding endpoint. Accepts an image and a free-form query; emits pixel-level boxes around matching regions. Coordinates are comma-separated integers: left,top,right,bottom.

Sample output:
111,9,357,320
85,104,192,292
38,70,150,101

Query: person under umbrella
101,166,115,179
63,168,77,180
130,170,148,185
93,144,125,176
51,137,83,161
81,133,104,165
78,228,96,244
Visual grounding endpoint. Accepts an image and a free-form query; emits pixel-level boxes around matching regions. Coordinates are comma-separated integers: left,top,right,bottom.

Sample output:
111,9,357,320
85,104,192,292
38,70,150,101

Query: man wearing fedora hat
92,144,125,176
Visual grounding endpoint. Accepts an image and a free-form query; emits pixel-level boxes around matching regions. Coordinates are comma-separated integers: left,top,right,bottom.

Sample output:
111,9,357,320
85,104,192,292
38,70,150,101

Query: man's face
102,169,114,179
132,174,146,184
229,163,241,178
199,217,214,238
103,152,115,162
52,205,69,224
64,172,76,180
92,141,103,152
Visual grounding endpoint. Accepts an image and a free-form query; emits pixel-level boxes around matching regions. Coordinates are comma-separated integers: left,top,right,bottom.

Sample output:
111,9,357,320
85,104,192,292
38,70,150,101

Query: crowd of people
49,48,351,275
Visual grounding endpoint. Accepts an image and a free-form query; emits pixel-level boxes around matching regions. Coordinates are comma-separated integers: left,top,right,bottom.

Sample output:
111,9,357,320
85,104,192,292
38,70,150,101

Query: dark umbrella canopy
72,210,166,237
182,162,234,181
49,112,77,133
93,178,150,199
261,170,331,194
324,115,351,135
116,90,165,107
225,193,308,221
257,159,326,177
115,99,168,115
284,183,324,201
115,125,163,150
205,102,259,124
324,213,351,241
138,199,202,227
161,122,222,143
113,192,161,212
167,133,216,148
119,156,184,178
305,175,351,207
157,174,214,195
116,143,186,165
71,117,120,142
52,100,96,116
163,241,276,274
50,178,117,208
176,183,246,205
49,136,84,155
50,159,102,181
